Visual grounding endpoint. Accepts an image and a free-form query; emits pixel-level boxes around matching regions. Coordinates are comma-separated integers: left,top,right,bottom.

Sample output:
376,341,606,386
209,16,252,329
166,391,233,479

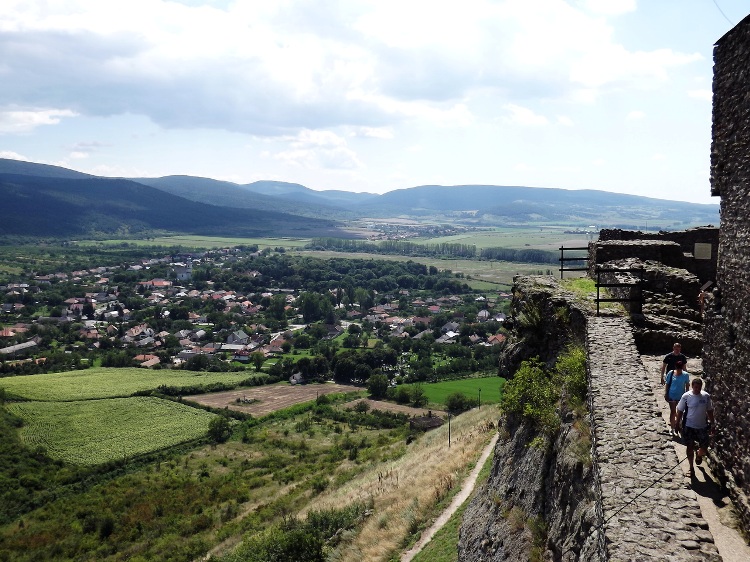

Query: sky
0,0,746,205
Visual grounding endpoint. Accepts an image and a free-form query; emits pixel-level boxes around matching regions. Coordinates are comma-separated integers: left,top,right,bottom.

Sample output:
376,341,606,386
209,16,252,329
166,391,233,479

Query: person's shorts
683,426,710,449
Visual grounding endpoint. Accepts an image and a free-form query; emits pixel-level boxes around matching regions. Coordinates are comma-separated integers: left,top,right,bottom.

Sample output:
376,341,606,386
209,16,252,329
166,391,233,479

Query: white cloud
652,153,666,161
502,104,548,126
579,0,636,16
627,110,645,120
557,115,574,126
0,150,28,160
273,129,363,170
0,0,702,138
352,126,394,139
570,48,702,90
0,108,78,133
69,151,89,159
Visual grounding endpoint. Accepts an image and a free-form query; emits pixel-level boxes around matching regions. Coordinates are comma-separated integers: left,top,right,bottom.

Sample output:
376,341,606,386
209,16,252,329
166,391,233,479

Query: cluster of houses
1,249,510,370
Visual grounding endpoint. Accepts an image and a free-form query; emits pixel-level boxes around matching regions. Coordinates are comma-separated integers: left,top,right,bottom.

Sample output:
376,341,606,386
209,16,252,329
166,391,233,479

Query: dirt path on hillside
641,354,750,562
400,431,499,562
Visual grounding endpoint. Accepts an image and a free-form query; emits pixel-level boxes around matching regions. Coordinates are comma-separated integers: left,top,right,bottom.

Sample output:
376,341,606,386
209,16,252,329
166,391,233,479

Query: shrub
445,392,478,414
208,416,231,443
501,346,587,435
410,384,428,408
501,358,559,434
555,345,587,406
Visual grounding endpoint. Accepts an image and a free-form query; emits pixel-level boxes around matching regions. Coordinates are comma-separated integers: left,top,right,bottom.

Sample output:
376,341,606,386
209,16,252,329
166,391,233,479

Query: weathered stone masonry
587,316,719,561
597,228,719,285
704,13,750,533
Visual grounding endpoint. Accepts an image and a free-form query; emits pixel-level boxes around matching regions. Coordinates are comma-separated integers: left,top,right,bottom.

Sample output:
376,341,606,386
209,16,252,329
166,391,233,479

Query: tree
251,352,265,372
394,385,411,404
208,416,231,443
445,392,471,415
353,363,372,383
81,301,95,319
411,384,428,408
342,333,360,348
268,294,287,320
185,354,210,371
311,355,330,380
333,355,357,384
367,374,389,399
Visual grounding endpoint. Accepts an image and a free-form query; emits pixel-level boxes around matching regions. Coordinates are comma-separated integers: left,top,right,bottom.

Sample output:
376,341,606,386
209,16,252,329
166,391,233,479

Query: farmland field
403,377,506,407
189,382,362,416
0,368,260,401
6,397,216,465
415,227,592,250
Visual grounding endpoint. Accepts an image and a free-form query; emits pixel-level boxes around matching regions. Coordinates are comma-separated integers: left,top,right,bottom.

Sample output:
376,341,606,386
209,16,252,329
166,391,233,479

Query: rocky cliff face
498,276,587,378
460,276,602,562
458,413,601,562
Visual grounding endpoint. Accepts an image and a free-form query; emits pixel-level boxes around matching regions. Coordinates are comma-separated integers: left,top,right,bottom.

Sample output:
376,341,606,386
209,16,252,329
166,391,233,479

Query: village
0,247,510,385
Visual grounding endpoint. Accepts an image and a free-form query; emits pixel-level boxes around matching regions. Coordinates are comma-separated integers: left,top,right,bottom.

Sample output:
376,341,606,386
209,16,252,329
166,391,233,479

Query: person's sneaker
696,453,704,465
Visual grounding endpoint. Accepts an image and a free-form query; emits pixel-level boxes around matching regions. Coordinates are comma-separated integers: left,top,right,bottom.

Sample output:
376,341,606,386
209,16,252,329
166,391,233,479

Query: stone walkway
641,354,750,562
587,316,721,561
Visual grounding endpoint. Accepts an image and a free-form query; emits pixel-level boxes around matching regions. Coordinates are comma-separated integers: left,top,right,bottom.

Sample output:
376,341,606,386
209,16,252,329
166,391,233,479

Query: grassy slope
411,448,495,562
299,407,498,561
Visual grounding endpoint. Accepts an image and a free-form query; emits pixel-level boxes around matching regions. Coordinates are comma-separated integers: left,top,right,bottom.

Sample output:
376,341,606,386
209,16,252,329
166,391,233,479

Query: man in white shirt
676,378,715,478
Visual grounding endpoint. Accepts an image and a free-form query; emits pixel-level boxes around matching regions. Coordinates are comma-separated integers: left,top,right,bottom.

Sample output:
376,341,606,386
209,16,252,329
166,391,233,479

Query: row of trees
309,237,561,264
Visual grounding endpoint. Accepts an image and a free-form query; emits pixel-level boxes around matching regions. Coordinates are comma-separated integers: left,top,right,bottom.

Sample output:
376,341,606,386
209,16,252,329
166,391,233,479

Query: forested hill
0,158,720,229
0,174,343,238
356,184,720,225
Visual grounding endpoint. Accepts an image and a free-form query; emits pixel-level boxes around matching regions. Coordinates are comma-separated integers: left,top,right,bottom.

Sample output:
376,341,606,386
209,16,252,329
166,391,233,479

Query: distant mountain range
0,158,720,238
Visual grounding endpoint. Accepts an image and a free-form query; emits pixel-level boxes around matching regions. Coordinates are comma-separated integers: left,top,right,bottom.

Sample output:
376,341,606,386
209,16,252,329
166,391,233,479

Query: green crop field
0,368,259,401
416,227,592,250
404,377,506,407
7,397,216,465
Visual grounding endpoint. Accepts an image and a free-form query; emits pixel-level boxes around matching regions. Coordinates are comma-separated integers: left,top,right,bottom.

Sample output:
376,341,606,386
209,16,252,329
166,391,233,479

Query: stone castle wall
703,13,750,533
594,229,718,284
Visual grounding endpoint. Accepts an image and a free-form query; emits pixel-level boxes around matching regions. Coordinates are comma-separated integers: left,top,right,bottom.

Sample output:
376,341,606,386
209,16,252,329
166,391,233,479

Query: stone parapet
597,228,718,284
589,240,685,278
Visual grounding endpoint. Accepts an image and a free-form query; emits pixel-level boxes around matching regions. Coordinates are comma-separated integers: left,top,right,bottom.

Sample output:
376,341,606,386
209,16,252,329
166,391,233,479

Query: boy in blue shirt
664,361,690,437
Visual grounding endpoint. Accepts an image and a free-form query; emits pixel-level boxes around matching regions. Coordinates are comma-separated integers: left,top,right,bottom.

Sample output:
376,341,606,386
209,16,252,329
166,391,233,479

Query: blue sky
0,0,745,204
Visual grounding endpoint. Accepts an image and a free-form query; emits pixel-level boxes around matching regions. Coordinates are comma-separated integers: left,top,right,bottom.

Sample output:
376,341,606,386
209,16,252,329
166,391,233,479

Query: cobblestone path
588,316,721,561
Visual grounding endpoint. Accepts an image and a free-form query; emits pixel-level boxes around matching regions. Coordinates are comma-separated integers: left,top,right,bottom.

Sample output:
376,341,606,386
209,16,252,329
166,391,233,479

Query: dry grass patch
300,407,498,561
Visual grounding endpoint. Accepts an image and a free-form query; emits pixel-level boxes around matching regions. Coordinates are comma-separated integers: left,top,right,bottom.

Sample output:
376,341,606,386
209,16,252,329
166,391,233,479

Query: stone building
703,13,750,533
